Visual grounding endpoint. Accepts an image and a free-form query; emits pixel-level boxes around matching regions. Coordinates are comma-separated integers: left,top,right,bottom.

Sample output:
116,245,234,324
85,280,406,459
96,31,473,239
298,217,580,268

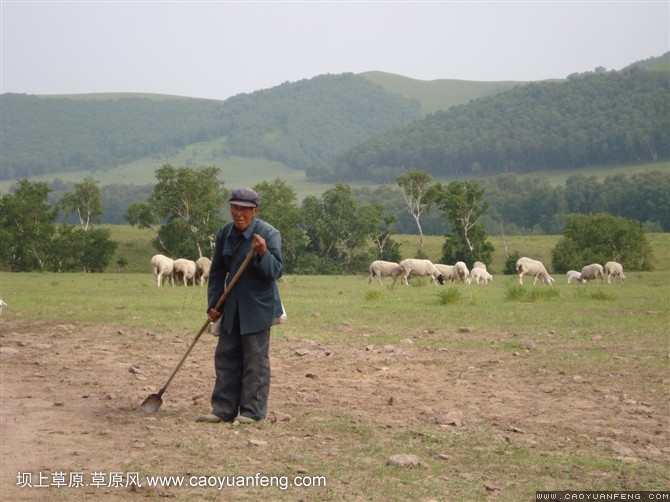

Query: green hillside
0,73,422,181
315,69,669,182
360,71,531,114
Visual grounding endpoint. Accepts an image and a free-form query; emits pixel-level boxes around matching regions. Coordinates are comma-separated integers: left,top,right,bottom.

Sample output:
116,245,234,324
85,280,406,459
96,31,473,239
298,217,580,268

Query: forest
0,74,421,180
312,69,669,182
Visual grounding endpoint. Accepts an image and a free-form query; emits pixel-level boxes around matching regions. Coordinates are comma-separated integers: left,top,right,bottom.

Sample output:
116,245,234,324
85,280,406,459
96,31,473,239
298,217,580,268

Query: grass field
1,267,668,501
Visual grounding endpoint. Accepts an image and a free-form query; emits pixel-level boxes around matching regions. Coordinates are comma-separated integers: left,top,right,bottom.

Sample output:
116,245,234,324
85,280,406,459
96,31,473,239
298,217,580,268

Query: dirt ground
1,319,668,501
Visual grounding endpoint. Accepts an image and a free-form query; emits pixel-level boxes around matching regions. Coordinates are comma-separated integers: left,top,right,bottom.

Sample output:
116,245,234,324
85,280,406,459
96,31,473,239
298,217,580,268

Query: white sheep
151,254,174,287
578,263,604,284
195,257,212,286
367,260,403,286
516,257,555,285
434,264,456,283
173,258,198,286
453,261,470,283
470,267,492,285
399,259,445,286
566,270,581,284
604,261,626,284
472,261,487,271
0,299,7,315
435,262,469,283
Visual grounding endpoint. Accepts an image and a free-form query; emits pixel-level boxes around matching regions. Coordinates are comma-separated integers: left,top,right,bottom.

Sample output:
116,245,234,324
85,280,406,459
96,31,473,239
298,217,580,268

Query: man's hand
208,308,221,323
252,233,267,257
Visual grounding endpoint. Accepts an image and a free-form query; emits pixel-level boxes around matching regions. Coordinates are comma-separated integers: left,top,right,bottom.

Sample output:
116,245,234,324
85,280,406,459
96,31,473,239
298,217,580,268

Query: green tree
551,213,653,273
396,169,434,251
299,184,381,274
435,181,494,265
371,214,401,262
0,180,57,271
58,177,103,230
129,165,227,258
48,226,117,272
253,179,304,273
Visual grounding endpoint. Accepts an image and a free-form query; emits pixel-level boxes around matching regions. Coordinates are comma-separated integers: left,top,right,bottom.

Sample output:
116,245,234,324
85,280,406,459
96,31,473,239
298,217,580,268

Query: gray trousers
211,314,271,421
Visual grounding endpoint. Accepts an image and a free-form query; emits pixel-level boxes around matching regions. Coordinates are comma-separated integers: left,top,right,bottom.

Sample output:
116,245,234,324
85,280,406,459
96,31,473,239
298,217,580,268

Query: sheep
435,262,469,283
578,263,604,284
470,267,493,285
604,261,626,284
473,261,487,271
399,259,445,286
434,264,456,282
453,261,470,283
516,257,555,285
173,258,198,286
151,254,174,287
0,299,7,315
367,260,403,286
195,257,212,286
566,270,582,284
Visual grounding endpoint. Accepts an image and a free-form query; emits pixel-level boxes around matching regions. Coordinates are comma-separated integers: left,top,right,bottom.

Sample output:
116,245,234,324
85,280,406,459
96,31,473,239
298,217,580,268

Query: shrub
437,287,462,305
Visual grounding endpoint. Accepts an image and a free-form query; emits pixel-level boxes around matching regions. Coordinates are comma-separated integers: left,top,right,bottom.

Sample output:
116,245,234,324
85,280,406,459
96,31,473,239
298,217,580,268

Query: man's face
230,204,257,231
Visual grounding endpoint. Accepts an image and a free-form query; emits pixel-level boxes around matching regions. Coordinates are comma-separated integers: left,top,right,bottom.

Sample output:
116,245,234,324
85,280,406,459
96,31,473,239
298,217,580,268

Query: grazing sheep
173,258,198,286
195,257,212,286
435,262,469,283
473,261,487,271
434,264,456,282
453,261,470,283
578,263,604,284
399,259,446,286
151,254,174,287
0,299,7,315
367,260,403,286
604,261,626,284
566,270,582,284
516,257,555,285
470,267,493,285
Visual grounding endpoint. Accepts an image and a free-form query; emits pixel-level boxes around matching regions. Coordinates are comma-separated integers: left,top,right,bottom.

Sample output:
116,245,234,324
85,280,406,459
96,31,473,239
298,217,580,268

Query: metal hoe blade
140,392,164,414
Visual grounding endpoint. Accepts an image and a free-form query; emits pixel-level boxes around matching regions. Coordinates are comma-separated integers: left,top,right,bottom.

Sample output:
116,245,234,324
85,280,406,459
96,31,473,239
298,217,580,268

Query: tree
396,169,434,251
0,179,116,272
253,179,304,273
128,164,227,258
299,183,382,274
371,214,401,262
48,226,117,272
58,177,103,230
435,181,494,266
0,180,57,271
551,213,653,273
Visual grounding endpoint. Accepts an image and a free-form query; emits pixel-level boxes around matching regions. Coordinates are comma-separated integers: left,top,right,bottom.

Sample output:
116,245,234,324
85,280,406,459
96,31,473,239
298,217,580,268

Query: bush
437,288,462,305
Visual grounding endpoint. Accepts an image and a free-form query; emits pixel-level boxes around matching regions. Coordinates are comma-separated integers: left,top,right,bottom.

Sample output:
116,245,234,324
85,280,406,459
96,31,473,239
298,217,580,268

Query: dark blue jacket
207,218,283,335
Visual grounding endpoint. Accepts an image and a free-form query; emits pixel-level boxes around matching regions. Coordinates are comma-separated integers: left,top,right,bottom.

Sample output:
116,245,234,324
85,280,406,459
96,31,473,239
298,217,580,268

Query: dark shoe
234,415,256,424
196,413,224,423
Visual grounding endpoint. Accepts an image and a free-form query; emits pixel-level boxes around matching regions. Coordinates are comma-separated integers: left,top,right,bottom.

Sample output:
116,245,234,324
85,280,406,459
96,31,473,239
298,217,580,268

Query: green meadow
1,230,668,501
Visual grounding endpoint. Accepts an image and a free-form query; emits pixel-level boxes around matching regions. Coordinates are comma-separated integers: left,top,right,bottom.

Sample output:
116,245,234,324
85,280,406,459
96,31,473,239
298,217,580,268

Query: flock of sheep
151,253,625,289
367,257,626,287
565,261,626,285
367,258,491,286
150,254,211,287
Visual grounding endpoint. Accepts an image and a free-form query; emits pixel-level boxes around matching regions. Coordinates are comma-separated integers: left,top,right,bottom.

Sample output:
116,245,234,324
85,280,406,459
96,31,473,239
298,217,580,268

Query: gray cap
229,187,260,208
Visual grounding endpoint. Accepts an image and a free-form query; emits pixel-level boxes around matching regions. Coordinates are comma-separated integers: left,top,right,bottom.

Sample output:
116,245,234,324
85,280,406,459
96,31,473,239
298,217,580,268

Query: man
197,187,283,424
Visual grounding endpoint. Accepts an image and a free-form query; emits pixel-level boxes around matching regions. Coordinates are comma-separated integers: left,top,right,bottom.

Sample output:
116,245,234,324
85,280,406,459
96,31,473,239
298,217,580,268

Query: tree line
37,167,669,237
1,166,653,275
310,69,669,182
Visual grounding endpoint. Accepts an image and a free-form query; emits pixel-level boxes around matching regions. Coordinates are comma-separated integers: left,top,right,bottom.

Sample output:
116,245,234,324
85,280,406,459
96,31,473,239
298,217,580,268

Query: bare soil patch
1,319,668,501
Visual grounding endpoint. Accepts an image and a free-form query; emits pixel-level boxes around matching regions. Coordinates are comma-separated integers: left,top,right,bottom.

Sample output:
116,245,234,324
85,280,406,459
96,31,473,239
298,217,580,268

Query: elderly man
197,187,283,424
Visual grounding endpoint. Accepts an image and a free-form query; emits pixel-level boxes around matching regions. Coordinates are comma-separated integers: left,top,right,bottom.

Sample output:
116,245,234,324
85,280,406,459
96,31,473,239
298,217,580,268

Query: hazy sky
1,1,668,101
